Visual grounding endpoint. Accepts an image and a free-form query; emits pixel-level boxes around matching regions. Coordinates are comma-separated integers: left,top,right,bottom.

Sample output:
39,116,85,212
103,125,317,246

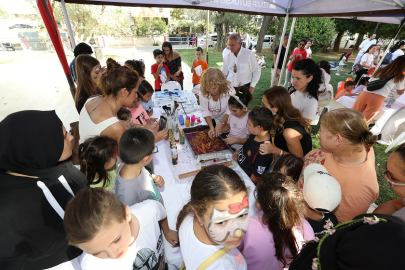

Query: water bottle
160,67,167,84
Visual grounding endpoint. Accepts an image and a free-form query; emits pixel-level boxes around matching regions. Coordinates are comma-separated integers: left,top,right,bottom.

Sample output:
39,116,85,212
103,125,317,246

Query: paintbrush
177,101,188,118
171,102,179,116
200,158,227,163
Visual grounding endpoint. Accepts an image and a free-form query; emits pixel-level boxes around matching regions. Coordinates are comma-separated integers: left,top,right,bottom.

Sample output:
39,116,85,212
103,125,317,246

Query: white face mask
207,196,250,243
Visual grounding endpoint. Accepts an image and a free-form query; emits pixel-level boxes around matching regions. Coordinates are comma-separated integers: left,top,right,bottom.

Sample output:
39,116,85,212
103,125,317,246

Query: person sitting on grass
334,80,356,100
114,128,178,247
232,107,274,184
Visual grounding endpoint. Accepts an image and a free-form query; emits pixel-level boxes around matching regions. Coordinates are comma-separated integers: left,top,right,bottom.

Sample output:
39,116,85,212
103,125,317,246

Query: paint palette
184,125,230,160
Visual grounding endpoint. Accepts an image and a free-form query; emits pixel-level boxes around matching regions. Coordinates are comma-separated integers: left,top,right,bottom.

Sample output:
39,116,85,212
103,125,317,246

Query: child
151,49,170,91
257,55,267,69
303,164,341,236
126,94,150,125
78,136,117,191
238,172,314,270
232,107,274,184
117,107,132,122
64,188,166,269
138,80,155,117
176,165,249,270
352,76,370,95
115,128,178,246
335,52,348,76
191,47,208,87
222,87,252,151
334,80,356,100
272,154,304,183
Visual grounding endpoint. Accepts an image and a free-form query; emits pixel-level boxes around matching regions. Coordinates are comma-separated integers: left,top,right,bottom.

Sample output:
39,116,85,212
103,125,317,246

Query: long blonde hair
200,68,230,98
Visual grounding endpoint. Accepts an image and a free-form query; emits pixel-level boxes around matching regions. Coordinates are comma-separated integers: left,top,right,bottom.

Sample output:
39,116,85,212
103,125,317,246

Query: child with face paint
222,86,252,151
176,165,249,270
238,172,314,270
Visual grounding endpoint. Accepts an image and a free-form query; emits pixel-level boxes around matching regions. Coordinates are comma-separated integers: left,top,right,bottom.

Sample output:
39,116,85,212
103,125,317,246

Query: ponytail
174,202,193,247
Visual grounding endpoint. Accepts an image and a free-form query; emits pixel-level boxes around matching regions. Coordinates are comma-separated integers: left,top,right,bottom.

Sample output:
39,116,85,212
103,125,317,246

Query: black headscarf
290,214,405,270
0,110,64,173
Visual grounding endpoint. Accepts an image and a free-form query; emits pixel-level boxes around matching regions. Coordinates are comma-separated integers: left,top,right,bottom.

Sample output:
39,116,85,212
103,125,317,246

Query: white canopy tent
47,0,405,93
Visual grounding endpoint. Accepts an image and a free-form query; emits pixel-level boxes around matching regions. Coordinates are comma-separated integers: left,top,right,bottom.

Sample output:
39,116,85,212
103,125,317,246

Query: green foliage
170,8,185,21
132,16,149,36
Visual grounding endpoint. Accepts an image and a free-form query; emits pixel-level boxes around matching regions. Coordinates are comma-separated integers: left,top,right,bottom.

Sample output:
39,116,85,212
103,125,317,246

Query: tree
332,19,358,52
256,15,272,53
150,17,168,42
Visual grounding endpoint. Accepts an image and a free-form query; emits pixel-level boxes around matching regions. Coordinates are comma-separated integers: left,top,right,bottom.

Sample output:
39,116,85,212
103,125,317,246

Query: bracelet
220,121,225,125
279,149,284,156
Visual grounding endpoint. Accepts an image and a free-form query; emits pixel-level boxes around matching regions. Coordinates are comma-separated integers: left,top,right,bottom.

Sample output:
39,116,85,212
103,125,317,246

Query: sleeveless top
79,96,120,143
274,121,312,156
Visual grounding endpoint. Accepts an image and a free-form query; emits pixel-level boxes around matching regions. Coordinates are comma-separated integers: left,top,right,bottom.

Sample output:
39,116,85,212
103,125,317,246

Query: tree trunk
270,17,283,52
256,15,272,53
216,23,224,50
224,22,229,45
333,31,345,52
354,32,365,52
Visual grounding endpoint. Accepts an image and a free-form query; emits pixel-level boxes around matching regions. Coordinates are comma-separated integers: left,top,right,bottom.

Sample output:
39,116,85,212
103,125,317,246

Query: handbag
367,77,394,91
165,57,184,82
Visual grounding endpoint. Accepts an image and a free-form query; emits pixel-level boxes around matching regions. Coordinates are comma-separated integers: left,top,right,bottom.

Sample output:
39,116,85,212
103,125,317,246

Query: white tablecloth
152,90,260,269
336,95,405,135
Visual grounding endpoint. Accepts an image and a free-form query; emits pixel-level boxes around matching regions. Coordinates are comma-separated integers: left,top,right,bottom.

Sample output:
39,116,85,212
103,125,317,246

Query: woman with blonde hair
260,86,312,158
75,54,102,113
298,108,379,223
199,68,231,139
352,55,405,124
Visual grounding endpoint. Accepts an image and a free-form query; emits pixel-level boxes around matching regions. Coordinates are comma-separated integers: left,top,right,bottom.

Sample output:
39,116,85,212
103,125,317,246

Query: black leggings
355,69,369,84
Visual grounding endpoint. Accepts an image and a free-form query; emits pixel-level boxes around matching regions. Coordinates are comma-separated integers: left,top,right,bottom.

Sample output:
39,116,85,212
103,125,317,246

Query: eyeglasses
384,164,405,186
152,146,159,154
233,64,237,73
208,96,221,113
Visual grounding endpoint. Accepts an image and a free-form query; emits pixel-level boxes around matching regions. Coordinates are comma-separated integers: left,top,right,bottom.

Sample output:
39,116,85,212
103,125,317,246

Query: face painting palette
183,125,230,160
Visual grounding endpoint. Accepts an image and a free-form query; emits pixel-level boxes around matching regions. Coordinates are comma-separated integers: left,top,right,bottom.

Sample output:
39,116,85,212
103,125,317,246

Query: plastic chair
311,105,331,126
385,132,405,153
161,81,182,91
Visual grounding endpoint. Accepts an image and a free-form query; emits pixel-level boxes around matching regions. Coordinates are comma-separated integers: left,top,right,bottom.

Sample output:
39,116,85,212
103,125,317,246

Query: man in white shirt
222,33,261,94
351,33,377,72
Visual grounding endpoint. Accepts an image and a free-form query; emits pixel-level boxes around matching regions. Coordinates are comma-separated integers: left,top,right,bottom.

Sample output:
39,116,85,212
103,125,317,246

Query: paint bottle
185,119,190,127
179,115,184,125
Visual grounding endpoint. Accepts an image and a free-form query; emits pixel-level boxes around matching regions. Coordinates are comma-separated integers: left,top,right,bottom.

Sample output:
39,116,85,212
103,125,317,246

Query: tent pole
206,10,209,63
271,13,289,87
278,17,297,86
60,0,76,49
373,17,405,74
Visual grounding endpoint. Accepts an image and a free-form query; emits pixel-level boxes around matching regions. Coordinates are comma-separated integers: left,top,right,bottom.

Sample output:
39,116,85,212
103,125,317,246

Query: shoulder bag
367,77,394,91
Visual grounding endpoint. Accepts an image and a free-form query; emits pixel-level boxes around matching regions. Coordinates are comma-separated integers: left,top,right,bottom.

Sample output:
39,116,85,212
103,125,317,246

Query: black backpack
382,52,393,65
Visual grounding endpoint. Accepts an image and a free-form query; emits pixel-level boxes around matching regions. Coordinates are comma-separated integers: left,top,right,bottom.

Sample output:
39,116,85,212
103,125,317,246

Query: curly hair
200,68,230,98
255,172,306,267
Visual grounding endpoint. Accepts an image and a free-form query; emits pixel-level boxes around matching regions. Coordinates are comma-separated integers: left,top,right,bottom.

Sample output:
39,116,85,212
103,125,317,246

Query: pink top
238,215,314,270
127,105,150,125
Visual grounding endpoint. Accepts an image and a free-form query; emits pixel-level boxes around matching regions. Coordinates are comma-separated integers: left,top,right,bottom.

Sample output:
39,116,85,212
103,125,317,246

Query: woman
284,39,307,88
199,68,231,139
299,108,379,223
0,110,88,269
390,40,405,62
354,44,377,84
352,55,405,124
260,86,312,159
373,42,383,65
374,143,405,221
317,60,333,108
176,165,249,270
162,41,184,89
290,59,321,123
75,54,102,113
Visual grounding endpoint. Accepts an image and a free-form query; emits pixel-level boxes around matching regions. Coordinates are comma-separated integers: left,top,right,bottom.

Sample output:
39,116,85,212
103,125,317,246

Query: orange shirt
192,60,208,85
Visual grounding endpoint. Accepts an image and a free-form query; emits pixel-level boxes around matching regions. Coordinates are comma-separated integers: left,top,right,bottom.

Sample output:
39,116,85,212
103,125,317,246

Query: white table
152,90,260,269
336,95,405,135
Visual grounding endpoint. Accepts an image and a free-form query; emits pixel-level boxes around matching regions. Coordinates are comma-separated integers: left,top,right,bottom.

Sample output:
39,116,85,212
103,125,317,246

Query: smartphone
159,116,167,131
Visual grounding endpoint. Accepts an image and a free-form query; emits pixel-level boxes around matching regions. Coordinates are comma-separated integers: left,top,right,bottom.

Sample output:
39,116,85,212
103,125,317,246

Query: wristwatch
279,149,284,156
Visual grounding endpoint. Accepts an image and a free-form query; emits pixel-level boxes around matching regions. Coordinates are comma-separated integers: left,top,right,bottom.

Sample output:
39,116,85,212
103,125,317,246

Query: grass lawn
178,48,399,205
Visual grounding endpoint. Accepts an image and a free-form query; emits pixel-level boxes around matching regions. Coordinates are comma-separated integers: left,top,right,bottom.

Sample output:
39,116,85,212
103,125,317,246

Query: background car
199,34,217,48
252,35,274,50
0,42,15,51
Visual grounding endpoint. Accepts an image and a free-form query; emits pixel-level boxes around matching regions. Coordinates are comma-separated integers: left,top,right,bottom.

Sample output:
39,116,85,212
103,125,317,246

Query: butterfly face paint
207,195,249,243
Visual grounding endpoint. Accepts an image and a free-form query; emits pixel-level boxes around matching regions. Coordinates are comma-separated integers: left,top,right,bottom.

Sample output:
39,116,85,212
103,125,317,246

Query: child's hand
208,128,216,140
223,135,236,145
163,229,179,246
214,124,222,138
154,127,168,143
144,122,159,133
165,77,170,83
158,62,163,69
152,174,165,187
192,58,197,66
232,150,240,161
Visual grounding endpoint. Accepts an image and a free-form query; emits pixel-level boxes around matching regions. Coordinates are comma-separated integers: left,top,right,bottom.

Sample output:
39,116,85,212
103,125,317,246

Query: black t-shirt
272,45,286,69
307,212,338,237
237,135,273,178
274,121,312,156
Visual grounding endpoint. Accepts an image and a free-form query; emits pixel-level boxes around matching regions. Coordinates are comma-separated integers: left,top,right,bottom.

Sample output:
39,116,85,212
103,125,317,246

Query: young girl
238,172,314,270
352,76,370,95
232,107,274,184
199,68,231,139
138,80,155,116
126,94,151,125
272,154,304,183
223,87,252,151
176,165,249,270
64,188,166,269
79,136,117,190
335,52,348,76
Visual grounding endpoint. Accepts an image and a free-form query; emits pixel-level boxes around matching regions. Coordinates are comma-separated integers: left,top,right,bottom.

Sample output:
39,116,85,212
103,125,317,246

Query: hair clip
238,91,244,95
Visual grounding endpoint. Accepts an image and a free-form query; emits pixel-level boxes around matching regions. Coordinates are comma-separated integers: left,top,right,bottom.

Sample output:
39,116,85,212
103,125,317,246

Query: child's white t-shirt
227,112,249,150
179,214,247,270
81,200,166,270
